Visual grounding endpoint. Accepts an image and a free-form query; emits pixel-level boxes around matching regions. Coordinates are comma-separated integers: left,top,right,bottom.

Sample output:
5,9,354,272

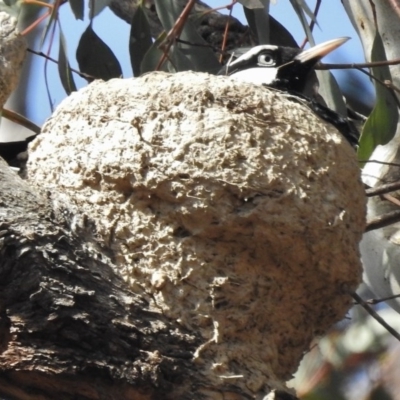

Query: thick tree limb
109,0,253,50
0,158,204,399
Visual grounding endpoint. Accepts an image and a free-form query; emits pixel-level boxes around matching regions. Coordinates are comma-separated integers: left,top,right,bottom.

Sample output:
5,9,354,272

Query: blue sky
10,1,375,132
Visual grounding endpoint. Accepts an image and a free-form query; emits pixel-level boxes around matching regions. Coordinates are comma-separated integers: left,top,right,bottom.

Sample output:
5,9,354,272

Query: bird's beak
294,37,350,64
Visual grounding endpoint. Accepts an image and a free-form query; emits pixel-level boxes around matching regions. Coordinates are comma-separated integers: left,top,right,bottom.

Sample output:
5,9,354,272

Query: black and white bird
219,38,360,148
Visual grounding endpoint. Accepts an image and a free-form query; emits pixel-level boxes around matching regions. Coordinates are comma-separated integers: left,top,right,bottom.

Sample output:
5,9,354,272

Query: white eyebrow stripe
228,45,279,68
229,67,278,85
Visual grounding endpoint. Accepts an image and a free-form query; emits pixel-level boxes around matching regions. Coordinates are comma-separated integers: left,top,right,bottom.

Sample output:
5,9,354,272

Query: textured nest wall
0,12,27,106
26,72,365,393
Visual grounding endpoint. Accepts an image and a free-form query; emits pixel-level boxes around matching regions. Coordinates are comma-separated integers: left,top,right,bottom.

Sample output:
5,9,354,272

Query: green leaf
154,0,220,73
243,2,270,44
154,0,177,31
358,32,399,162
140,32,170,73
76,25,122,82
238,0,265,8
39,4,58,49
69,0,84,20
89,0,111,17
316,70,347,116
291,0,317,25
58,27,77,94
169,44,195,71
289,0,315,46
129,3,153,76
244,8,299,47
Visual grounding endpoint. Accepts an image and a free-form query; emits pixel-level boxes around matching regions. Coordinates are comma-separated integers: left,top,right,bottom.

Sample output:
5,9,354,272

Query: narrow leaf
243,3,270,44
69,0,84,20
292,0,318,25
154,0,220,73
76,25,122,82
316,70,347,116
129,3,153,76
58,27,77,95
289,0,344,117
140,32,170,73
289,0,315,46
88,0,111,17
169,44,195,72
39,4,59,49
238,0,265,8
358,32,399,161
154,0,176,31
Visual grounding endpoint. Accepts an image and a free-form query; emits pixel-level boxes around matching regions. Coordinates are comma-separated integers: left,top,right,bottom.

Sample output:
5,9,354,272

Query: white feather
229,67,278,85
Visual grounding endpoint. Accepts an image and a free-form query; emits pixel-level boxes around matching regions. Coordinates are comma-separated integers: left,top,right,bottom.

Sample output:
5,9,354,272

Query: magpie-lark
219,38,360,148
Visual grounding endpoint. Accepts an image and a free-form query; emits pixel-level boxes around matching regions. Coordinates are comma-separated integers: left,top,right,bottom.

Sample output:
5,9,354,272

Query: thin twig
366,293,400,305
365,209,400,232
20,10,51,36
199,0,237,17
176,38,218,51
349,289,400,342
155,0,197,71
219,1,236,63
366,180,400,197
27,48,94,80
359,159,400,168
300,0,321,48
320,58,400,70
309,0,321,33
382,193,400,208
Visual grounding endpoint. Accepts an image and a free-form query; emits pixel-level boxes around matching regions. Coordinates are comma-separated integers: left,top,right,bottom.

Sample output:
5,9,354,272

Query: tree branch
0,159,204,400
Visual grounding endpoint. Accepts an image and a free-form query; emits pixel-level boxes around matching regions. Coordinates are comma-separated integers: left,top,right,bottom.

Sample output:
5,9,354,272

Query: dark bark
0,159,203,399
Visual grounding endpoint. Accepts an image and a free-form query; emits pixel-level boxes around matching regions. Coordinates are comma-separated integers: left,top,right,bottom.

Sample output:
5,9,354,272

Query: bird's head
220,37,349,93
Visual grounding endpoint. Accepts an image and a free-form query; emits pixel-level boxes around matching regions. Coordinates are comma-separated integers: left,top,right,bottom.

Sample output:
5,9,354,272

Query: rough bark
0,11,202,400
0,158,205,400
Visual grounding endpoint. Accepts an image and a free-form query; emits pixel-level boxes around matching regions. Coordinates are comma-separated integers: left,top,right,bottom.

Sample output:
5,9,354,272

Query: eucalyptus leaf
58,27,77,95
140,32,170,73
169,44,195,72
89,0,111,17
39,5,58,49
76,25,122,82
129,3,153,76
154,0,219,73
154,0,178,31
238,0,265,9
178,23,220,72
358,32,399,161
291,0,318,25
316,70,347,116
69,0,84,20
289,0,315,46
243,2,270,44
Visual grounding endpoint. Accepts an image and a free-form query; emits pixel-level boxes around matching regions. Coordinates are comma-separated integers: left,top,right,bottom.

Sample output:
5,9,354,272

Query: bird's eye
258,53,275,66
